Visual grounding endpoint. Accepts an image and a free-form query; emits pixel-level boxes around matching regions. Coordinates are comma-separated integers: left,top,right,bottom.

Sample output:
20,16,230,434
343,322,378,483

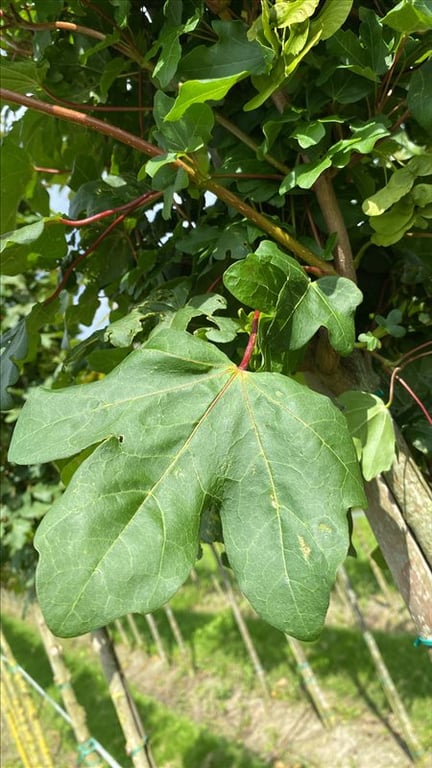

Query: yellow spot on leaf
298,535,311,561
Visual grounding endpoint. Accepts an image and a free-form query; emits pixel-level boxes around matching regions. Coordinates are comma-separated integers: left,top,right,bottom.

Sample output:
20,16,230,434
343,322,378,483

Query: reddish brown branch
0,88,163,159
58,191,160,227
0,89,335,275
44,191,162,304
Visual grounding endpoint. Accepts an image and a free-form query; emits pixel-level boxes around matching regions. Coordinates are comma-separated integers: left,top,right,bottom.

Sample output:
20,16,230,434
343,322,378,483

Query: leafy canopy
1,0,430,637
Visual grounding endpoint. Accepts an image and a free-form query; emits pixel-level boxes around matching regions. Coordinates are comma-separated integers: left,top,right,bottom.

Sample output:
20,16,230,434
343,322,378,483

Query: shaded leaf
9,330,365,639
0,140,33,233
408,61,432,133
154,92,214,152
0,60,48,95
179,20,269,80
1,221,67,276
0,321,28,411
338,391,396,481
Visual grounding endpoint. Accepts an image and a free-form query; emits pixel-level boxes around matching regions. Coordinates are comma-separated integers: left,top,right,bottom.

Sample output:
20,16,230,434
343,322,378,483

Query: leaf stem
239,310,260,371
393,375,432,426
215,113,290,175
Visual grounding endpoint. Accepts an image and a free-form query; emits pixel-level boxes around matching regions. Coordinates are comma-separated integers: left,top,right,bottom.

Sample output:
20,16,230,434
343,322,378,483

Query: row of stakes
1,538,428,768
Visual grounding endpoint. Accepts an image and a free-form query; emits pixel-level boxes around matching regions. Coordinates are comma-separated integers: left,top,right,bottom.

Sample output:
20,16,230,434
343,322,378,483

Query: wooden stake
92,627,157,768
337,567,426,764
210,544,269,698
34,604,103,767
127,614,145,648
144,614,168,665
285,635,336,728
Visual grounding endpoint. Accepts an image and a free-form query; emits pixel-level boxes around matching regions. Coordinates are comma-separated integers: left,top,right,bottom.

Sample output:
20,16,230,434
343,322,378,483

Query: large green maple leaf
9,330,365,639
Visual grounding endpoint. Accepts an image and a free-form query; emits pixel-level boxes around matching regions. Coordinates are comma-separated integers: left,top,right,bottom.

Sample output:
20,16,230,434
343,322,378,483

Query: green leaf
0,321,28,410
287,277,363,354
109,0,131,28
338,391,396,481
0,221,45,254
0,60,48,95
154,92,214,152
269,0,320,28
179,20,270,81
165,74,248,121
0,140,33,233
9,330,365,639
358,8,390,77
1,221,67,276
291,120,326,149
369,198,416,246
280,156,332,191
166,19,272,118
408,61,432,133
310,0,353,40
382,0,432,33
224,241,363,355
362,155,432,217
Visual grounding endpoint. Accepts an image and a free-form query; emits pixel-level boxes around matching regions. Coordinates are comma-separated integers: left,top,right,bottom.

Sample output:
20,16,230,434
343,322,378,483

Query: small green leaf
280,157,332,192
382,0,432,33
310,0,353,40
269,0,320,28
363,167,415,216
375,309,406,338
358,332,382,351
165,74,247,121
369,198,416,246
9,330,365,639
338,391,396,481
140,153,178,181
291,121,326,149
154,92,214,152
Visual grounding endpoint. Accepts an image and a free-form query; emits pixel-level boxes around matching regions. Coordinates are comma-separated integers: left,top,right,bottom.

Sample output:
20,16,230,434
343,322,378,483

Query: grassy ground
2,515,431,767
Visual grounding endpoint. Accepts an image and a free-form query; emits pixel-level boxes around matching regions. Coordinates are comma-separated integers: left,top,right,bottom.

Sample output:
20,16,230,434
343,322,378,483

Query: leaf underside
9,330,365,639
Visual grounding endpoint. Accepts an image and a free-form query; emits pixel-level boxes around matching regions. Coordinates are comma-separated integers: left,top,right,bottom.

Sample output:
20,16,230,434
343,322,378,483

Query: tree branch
0,88,335,275
312,170,357,282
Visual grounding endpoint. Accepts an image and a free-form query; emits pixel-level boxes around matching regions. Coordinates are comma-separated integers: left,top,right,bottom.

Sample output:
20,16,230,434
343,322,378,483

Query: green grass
2,518,432,766
1,613,270,768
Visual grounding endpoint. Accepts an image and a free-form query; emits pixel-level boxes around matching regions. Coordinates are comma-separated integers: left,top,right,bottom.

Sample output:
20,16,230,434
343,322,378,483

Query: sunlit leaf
9,330,365,639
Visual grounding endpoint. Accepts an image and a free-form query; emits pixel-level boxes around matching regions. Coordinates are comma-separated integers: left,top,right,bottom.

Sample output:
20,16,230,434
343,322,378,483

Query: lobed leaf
9,330,365,639
224,241,362,355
